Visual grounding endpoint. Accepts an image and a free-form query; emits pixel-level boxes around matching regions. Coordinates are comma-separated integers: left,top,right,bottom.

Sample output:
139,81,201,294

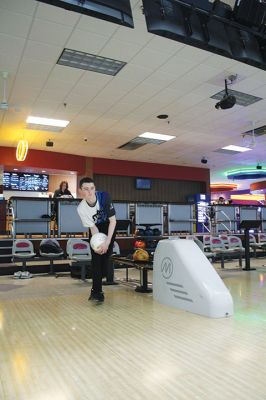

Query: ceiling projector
215,79,236,110
215,95,236,110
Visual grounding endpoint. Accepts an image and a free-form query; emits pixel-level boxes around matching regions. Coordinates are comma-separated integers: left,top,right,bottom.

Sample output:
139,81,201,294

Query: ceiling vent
57,48,126,76
118,136,167,150
243,124,266,136
118,141,146,151
211,89,262,107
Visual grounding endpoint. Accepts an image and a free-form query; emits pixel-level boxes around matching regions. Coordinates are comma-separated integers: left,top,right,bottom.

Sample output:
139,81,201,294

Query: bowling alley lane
0,260,266,400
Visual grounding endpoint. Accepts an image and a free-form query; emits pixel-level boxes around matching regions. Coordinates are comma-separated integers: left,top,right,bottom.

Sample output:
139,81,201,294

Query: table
111,256,153,293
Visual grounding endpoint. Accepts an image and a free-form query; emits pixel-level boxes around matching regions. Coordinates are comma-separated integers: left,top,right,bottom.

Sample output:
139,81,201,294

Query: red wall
0,147,210,189
94,157,210,185
0,147,86,175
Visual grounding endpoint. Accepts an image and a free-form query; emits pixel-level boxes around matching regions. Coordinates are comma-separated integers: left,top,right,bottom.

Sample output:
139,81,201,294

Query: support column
77,157,93,194
0,165,3,196
0,165,6,233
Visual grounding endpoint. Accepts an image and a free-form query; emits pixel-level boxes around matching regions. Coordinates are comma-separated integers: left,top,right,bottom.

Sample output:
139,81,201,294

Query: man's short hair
79,177,95,188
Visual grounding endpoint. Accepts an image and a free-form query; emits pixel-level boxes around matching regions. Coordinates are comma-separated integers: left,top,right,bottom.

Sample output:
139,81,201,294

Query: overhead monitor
37,0,134,28
136,178,152,190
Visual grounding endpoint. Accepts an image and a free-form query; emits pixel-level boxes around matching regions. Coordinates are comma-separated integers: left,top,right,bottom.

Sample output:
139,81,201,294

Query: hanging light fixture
16,139,28,161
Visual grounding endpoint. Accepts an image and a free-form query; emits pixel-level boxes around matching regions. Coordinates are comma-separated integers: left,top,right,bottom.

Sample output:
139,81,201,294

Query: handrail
217,209,232,232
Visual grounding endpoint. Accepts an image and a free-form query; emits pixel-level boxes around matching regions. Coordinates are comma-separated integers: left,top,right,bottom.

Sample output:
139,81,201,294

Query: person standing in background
52,181,73,224
77,177,116,302
53,181,73,199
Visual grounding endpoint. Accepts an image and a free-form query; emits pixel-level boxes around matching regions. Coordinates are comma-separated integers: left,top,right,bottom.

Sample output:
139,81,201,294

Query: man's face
80,182,96,201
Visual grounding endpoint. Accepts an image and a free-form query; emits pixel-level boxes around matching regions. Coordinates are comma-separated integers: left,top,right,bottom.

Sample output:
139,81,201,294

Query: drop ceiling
0,0,266,189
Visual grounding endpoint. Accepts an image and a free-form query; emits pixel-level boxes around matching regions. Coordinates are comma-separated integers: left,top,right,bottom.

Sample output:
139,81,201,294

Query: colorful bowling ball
133,249,149,261
90,232,107,252
134,240,146,249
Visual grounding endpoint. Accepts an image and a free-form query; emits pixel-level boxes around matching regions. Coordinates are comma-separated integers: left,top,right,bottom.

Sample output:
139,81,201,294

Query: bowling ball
133,249,149,261
134,240,146,249
144,228,153,236
90,232,107,252
135,228,145,236
146,240,157,249
152,228,161,236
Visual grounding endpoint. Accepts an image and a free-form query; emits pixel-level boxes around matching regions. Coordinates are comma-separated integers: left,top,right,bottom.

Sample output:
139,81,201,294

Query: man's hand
97,239,110,255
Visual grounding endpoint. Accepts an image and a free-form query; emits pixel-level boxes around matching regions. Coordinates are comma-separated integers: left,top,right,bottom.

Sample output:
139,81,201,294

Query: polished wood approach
0,261,266,400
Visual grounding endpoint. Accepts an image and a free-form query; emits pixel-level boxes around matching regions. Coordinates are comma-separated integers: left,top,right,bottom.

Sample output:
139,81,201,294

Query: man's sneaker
13,271,22,279
88,291,105,302
20,271,33,279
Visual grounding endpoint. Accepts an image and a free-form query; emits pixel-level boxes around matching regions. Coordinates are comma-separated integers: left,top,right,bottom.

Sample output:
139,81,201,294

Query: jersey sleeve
105,192,116,218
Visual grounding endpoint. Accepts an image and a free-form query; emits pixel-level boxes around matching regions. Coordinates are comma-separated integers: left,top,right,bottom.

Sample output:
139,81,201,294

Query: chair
39,238,64,274
112,241,120,255
66,239,92,281
193,238,215,261
203,235,212,251
227,236,245,253
210,236,241,268
249,234,261,247
249,234,263,257
258,233,266,246
12,239,36,272
219,234,229,248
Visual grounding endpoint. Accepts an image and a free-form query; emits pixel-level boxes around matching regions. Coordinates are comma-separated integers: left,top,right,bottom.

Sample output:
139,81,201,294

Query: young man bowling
77,177,116,302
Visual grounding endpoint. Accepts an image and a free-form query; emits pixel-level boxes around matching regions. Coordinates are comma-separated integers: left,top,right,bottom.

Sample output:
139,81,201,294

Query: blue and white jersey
77,191,115,228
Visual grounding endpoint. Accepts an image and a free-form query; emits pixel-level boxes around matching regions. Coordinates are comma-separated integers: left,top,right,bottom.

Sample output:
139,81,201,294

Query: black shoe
88,291,105,302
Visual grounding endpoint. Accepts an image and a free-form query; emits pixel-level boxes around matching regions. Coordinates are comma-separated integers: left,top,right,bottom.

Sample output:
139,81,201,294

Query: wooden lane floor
0,263,266,400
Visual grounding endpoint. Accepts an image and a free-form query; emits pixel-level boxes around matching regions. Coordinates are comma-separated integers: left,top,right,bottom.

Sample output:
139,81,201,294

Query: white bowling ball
90,232,107,252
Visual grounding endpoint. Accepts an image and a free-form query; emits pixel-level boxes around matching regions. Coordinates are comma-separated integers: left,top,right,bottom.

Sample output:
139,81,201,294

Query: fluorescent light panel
139,132,175,141
222,145,251,152
26,116,69,127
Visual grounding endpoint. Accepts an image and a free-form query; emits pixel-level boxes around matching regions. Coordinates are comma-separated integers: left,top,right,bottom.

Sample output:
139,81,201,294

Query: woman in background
52,181,73,224
53,181,73,199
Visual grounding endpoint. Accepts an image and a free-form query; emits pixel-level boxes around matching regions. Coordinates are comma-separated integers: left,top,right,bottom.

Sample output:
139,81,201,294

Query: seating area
10,238,121,281
196,233,266,268
11,238,89,279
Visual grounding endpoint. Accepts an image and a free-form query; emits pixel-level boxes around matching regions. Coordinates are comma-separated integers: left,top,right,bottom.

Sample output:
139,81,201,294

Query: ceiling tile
0,9,32,38
23,40,62,63
35,2,81,26
29,18,73,46
66,29,109,54
0,0,36,16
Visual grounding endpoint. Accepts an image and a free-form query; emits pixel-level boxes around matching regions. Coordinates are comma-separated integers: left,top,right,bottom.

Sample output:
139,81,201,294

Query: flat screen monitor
37,0,134,28
3,172,49,192
136,178,151,190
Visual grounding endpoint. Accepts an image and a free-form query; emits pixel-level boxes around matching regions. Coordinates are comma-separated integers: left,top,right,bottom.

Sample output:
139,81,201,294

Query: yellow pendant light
16,139,28,161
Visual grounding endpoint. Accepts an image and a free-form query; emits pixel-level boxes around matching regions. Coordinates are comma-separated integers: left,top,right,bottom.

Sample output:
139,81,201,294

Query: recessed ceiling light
26,116,69,128
222,145,251,152
13,168,18,171
139,132,175,141
42,170,46,173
